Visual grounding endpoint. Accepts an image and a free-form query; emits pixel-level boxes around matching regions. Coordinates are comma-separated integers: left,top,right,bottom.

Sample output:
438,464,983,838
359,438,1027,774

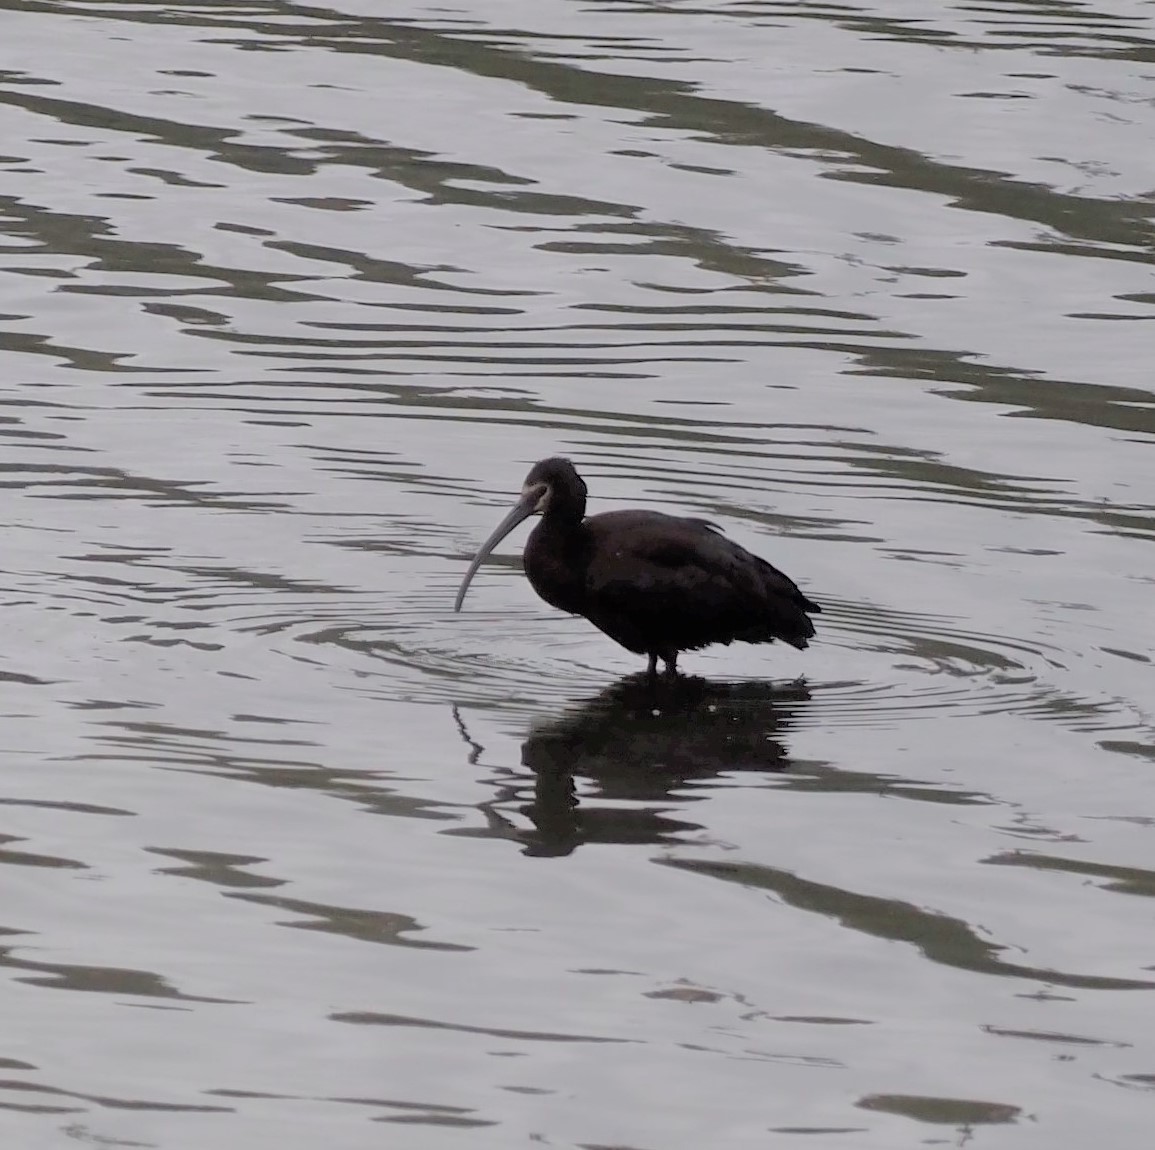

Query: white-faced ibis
454,457,821,678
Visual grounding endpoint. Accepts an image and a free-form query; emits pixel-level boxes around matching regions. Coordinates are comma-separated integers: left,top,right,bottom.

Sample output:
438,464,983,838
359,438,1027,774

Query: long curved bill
454,490,538,612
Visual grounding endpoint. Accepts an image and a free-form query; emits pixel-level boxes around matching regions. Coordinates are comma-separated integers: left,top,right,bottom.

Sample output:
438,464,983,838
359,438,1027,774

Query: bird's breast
524,525,589,616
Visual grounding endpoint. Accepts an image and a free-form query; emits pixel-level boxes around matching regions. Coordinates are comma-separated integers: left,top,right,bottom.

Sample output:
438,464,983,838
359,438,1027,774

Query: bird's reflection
470,675,810,857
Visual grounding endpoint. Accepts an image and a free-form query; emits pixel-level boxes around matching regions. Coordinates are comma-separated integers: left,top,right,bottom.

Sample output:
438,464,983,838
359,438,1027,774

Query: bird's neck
525,515,590,614
541,507,583,529
532,511,585,551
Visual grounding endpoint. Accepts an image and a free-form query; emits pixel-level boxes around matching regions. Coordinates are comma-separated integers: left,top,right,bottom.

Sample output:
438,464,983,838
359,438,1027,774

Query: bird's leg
646,653,659,680
663,652,678,680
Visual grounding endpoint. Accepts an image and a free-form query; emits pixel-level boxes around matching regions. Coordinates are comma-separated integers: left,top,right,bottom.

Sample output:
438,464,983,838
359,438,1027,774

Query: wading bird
454,458,820,679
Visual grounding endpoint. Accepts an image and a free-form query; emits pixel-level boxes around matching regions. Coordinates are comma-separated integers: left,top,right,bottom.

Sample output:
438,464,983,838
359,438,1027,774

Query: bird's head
454,457,588,612
520,457,587,520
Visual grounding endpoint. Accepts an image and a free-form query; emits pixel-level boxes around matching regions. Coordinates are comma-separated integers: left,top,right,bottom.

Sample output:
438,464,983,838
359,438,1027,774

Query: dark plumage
454,457,821,678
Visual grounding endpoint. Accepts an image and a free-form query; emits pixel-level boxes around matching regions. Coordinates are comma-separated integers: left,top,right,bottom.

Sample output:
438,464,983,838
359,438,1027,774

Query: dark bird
454,457,821,678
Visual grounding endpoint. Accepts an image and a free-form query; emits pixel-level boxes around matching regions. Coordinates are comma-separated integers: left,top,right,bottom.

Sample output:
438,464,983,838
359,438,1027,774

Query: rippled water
2,1,1153,1146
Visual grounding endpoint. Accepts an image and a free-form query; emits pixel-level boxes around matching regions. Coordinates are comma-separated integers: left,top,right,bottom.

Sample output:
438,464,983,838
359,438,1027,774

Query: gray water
2,1,1154,1147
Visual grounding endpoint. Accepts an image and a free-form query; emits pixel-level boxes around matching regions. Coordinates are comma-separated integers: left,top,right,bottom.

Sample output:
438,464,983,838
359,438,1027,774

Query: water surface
2,1,1154,1147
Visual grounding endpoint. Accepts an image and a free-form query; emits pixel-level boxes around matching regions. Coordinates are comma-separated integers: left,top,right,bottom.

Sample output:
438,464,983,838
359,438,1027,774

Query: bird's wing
587,512,810,600
583,511,819,652
585,514,755,608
